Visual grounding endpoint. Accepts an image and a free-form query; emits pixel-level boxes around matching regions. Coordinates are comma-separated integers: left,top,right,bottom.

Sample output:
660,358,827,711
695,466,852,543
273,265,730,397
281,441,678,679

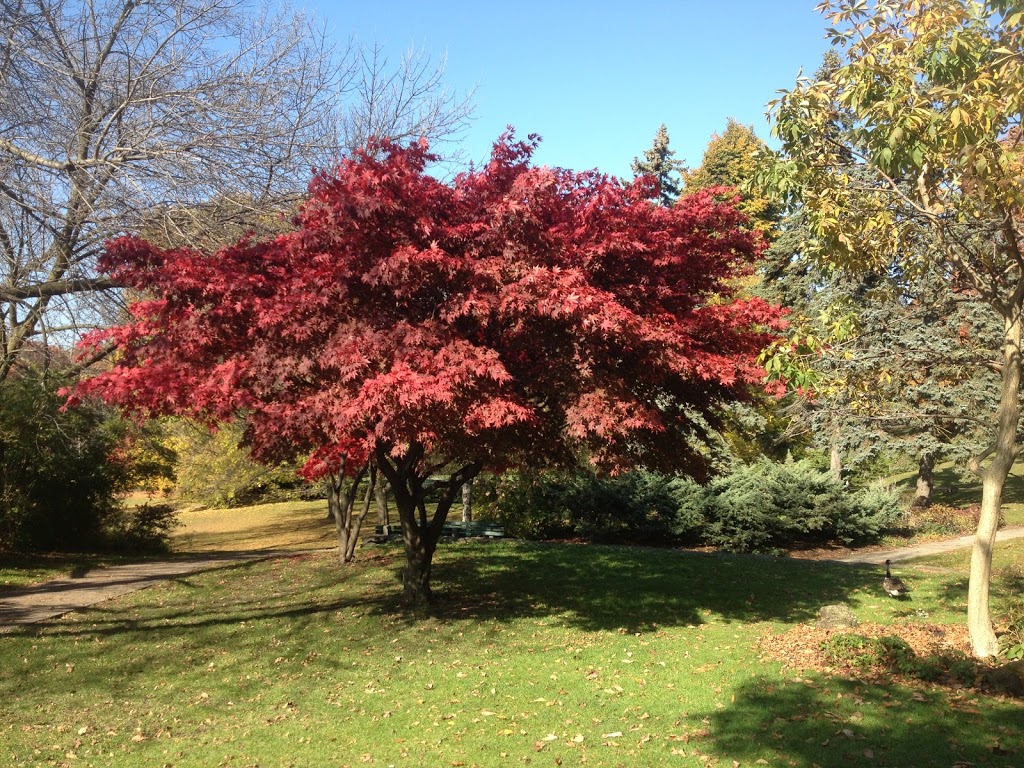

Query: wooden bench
441,520,506,539
373,522,506,539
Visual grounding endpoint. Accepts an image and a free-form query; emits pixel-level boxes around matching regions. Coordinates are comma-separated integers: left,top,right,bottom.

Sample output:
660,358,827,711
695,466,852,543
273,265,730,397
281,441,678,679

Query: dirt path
0,550,308,633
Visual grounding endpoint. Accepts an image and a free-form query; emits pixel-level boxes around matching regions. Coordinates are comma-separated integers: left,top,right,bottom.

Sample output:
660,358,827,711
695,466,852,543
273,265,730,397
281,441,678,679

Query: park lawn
1,541,1021,768
891,460,1024,527
911,536,1024,575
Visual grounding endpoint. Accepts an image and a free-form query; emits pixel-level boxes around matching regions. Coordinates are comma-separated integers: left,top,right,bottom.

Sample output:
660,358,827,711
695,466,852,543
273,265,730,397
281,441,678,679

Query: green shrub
484,469,686,544
0,376,132,551
909,503,1001,536
100,503,179,554
999,597,1024,661
820,633,979,684
694,459,904,553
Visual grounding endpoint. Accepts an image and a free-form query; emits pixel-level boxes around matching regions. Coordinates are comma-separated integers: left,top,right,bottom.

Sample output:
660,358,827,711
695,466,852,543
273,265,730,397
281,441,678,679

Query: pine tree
631,124,685,206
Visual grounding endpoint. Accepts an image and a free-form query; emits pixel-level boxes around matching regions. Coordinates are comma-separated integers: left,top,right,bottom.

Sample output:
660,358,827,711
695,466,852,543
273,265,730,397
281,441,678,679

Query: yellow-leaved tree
765,0,1023,658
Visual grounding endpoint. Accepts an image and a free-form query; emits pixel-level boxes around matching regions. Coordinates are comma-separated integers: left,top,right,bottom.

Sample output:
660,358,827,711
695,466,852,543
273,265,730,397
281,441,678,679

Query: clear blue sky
314,1,834,179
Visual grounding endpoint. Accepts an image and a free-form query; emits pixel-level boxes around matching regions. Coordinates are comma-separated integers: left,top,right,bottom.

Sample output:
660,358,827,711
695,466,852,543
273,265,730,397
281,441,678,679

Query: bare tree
0,0,475,380
341,41,476,161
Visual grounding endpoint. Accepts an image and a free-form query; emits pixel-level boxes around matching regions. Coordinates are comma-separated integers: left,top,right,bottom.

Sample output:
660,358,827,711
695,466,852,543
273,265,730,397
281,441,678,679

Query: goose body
883,559,909,597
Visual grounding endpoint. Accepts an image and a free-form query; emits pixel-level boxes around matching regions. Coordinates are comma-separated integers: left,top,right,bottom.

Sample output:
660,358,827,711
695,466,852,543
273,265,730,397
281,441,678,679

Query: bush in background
99,503,179,554
482,469,685,544
483,459,905,553
697,458,904,553
909,503,1002,537
0,376,131,551
168,419,320,508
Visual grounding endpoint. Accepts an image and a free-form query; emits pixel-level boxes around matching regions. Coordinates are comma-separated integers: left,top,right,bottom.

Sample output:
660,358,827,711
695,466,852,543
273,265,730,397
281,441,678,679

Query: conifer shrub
484,460,903,551
692,459,904,553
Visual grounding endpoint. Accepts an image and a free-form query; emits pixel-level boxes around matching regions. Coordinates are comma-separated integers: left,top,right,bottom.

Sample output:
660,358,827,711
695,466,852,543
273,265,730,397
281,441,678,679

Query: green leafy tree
631,124,686,206
766,0,1024,657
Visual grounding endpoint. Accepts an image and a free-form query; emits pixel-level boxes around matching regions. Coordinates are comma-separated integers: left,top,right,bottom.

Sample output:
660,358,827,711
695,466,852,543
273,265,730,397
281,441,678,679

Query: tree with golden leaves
766,0,1023,658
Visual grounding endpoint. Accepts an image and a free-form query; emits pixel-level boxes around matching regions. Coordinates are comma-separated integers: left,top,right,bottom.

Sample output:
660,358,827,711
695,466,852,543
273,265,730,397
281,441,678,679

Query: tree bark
375,443,481,605
343,466,377,562
968,312,1021,658
830,443,843,483
326,469,350,566
913,453,934,507
461,479,473,522
375,478,390,528
326,459,369,565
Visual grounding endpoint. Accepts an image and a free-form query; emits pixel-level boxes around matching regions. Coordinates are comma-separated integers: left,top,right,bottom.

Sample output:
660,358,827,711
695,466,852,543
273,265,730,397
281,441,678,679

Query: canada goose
883,559,909,597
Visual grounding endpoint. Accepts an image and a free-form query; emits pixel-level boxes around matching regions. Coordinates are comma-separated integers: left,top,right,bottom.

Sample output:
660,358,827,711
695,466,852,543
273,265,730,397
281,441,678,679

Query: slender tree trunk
344,466,377,562
326,459,369,565
375,479,390,528
968,312,1021,658
326,470,350,566
461,479,473,522
913,453,934,508
375,444,481,605
829,443,842,484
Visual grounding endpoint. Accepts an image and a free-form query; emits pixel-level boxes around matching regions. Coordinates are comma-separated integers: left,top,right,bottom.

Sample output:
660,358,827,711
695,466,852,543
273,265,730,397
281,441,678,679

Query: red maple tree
75,132,783,603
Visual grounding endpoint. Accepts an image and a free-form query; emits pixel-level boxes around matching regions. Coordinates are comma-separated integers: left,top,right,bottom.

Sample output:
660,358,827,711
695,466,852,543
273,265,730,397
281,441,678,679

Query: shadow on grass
423,541,880,632
11,543,883,642
707,675,1022,767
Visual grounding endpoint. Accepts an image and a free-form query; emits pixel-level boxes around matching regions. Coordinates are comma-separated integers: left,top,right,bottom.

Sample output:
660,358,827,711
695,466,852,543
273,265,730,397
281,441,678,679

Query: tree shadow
9,543,881,642
418,541,879,633
707,675,1022,766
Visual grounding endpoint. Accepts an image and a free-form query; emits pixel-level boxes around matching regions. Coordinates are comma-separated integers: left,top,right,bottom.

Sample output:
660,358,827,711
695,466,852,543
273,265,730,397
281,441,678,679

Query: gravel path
833,526,1024,564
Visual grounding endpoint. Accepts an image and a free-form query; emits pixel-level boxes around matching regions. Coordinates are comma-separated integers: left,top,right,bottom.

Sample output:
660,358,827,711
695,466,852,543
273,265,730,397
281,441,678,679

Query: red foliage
76,132,784,480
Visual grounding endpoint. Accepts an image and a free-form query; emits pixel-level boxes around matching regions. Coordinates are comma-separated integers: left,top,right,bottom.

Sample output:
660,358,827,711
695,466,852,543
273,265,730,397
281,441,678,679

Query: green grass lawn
2,541,1021,767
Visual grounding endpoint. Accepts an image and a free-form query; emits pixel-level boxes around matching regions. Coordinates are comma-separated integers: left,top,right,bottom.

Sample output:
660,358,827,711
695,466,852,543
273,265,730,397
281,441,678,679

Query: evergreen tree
631,124,686,206
683,119,783,236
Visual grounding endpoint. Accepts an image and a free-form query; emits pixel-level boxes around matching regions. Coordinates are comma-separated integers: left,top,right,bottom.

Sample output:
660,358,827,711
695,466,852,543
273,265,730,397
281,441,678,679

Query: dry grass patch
171,499,335,553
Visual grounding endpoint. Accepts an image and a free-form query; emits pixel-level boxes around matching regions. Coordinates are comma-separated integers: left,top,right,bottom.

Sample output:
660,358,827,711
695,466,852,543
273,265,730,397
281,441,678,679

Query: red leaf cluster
76,131,784,479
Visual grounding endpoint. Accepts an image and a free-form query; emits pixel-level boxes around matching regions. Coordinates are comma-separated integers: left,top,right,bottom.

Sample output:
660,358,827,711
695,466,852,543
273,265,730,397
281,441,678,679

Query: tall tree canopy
767,0,1023,657
75,133,783,603
631,124,686,206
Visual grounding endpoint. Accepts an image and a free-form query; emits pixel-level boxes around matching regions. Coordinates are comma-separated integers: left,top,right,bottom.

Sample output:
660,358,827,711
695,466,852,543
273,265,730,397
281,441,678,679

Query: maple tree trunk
375,444,482,605
375,480,390,528
326,461,369,565
344,468,377,563
400,521,437,606
913,453,934,508
967,313,1021,658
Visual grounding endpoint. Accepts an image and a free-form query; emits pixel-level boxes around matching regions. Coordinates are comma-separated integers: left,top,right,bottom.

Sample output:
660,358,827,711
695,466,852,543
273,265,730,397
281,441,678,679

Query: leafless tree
0,0,475,380
341,41,476,161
